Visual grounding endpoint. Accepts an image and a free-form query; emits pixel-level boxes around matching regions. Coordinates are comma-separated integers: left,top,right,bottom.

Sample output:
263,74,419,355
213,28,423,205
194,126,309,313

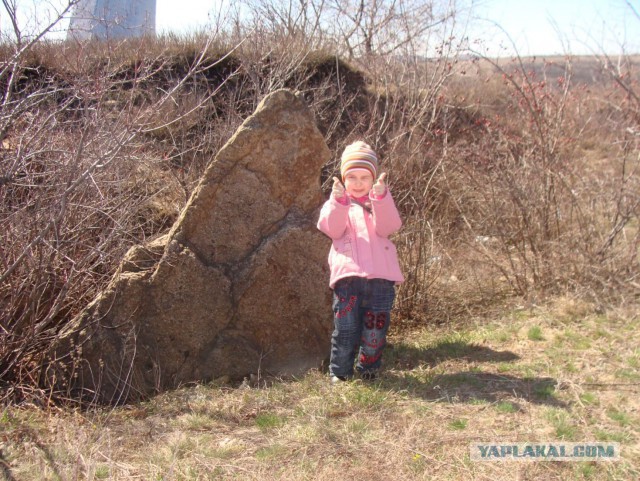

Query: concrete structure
67,0,156,40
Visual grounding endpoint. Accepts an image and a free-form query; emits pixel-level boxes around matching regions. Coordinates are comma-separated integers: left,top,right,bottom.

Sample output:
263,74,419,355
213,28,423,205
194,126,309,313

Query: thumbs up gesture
332,176,346,199
371,172,387,197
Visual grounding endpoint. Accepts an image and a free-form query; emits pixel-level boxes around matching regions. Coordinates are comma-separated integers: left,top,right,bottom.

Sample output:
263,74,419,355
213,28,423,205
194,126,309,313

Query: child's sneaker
360,371,377,381
330,375,347,383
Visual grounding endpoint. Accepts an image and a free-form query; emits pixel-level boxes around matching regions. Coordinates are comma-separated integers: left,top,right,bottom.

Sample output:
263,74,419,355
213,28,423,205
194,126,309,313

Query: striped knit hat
340,141,378,181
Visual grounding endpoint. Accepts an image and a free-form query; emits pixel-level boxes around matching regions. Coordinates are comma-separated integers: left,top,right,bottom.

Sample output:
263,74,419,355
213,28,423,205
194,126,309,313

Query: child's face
344,170,374,197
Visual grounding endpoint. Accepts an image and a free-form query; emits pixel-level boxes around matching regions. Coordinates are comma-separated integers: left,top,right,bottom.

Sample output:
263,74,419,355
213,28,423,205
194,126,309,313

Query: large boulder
51,89,333,403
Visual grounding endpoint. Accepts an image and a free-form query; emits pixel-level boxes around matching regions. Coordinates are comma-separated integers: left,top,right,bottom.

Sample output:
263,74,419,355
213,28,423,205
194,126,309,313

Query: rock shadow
383,370,566,408
386,340,520,369
383,340,567,408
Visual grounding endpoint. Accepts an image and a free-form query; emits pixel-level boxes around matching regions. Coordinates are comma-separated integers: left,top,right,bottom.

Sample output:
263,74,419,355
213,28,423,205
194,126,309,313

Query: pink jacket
317,191,405,288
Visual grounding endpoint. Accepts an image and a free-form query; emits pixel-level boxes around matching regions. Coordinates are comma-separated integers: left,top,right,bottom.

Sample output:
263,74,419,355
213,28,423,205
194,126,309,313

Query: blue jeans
330,277,396,378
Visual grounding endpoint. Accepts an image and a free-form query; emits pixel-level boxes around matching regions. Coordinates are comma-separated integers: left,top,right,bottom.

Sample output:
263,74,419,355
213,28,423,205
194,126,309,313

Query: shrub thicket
0,3,638,403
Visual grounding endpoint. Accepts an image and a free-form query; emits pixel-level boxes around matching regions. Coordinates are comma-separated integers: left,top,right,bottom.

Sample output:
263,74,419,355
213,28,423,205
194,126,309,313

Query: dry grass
1,0,638,433
2,297,638,480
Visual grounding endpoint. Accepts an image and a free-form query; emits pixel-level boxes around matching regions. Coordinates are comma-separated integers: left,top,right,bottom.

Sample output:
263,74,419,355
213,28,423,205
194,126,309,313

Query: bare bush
237,0,463,59
0,7,386,402
586,44,640,300
1,0,638,405
0,16,252,402
429,51,639,306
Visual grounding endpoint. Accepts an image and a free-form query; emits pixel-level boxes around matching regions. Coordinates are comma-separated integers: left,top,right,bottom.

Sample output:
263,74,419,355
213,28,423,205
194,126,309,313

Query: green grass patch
533,382,556,400
345,384,390,408
495,401,518,413
495,331,510,342
409,402,434,416
181,413,217,431
606,408,632,427
255,412,285,430
395,367,438,386
408,452,428,474
565,362,579,373
448,418,468,430
592,327,612,340
527,325,544,341
555,330,592,349
545,408,579,440
94,465,110,479
627,348,640,364
614,368,640,382
475,323,518,343
575,463,598,479
496,362,514,373
594,429,632,443
579,392,599,405
347,419,370,434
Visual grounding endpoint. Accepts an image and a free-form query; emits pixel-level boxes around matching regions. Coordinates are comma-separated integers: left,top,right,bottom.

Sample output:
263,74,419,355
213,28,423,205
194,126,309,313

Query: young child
317,141,404,382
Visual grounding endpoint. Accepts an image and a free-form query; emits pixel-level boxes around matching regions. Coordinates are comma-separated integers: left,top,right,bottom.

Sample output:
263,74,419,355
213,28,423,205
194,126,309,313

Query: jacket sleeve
370,190,402,237
317,196,350,240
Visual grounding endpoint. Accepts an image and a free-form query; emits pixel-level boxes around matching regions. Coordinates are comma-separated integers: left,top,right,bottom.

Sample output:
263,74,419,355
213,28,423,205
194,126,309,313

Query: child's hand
332,176,346,199
371,172,387,197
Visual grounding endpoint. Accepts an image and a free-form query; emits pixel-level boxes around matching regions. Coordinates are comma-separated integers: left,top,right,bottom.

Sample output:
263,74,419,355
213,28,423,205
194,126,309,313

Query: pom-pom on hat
340,141,378,181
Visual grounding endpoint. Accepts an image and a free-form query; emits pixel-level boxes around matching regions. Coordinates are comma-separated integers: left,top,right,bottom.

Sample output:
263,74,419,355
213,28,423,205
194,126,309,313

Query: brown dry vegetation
0,1,639,477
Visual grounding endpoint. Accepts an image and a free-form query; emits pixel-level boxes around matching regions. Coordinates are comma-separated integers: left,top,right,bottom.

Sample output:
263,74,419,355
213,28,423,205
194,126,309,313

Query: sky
1,0,639,57
468,0,640,57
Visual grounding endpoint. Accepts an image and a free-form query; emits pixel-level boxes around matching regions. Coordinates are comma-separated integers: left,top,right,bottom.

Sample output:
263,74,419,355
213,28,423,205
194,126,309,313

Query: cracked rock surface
52,89,333,403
